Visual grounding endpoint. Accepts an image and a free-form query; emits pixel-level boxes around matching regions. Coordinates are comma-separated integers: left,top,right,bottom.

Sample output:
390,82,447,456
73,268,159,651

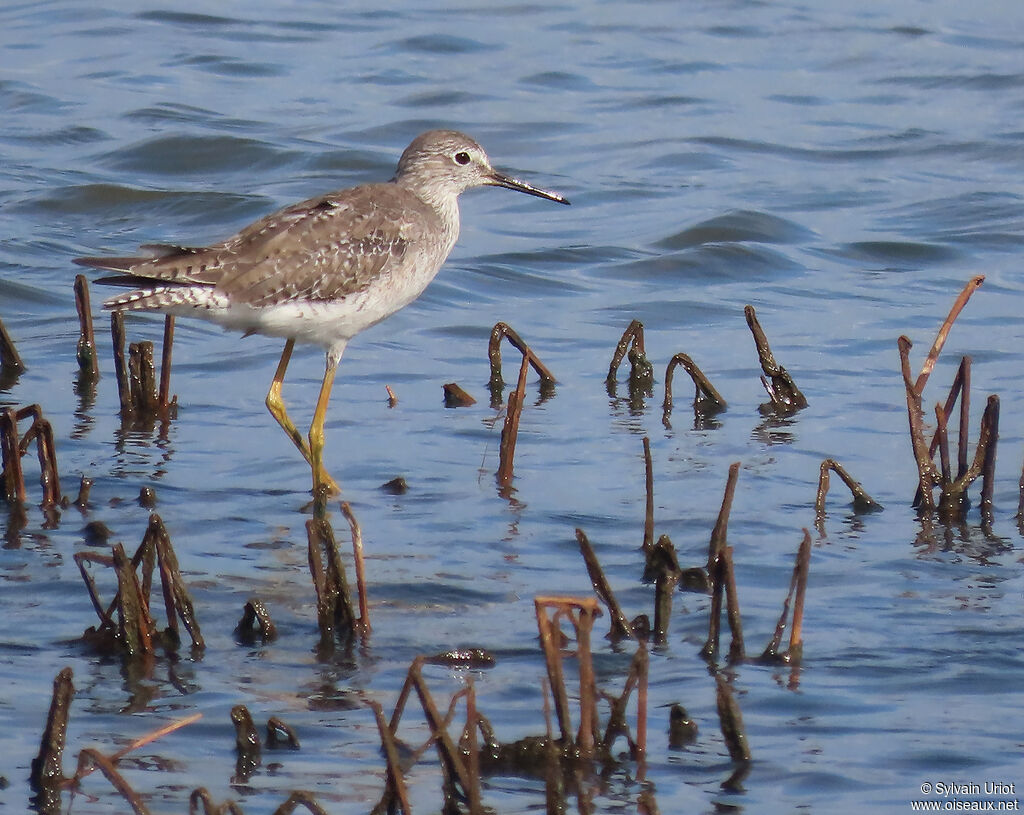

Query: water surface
2,1,1024,812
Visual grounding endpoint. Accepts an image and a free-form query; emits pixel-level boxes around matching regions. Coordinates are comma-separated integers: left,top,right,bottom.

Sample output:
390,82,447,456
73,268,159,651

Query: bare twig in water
600,643,649,763
443,381,477,407
128,341,159,414
714,674,751,763
2,404,63,507
74,475,93,508
110,313,177,420
111,312,132,414
408,658,483,813
66,713,201,809
642,436,655,552
606,319,645,385
980,396,999,527
814,459,882,518
650,536,680,646
913,275,984,396
721,546,745,662
744,305,807,413
903,341,999,520
708,462,741,577
607,320,654,403
576,528,635,640
534,595,603,752
761,529,812,664
0,407,26,503
341,501,371,634
158,315,175,411
899,335,941,513
488,321,556,391
145,514,204,648
272,790,331,815
72,749,152,815
266,717,301,750
190,788,244,815
112,542,155,656
235,598,278,642
1016,457,1024,531
31,667,74,793
306,514,359,647
662,352,727,423
367,697,412,815
74,274,99,378
231,704,261,781
936,395,999,522
75,514,202,654
701,543,744,663
0,314,26,373
913,356,970,508
497,354,530,488
108,713,202,765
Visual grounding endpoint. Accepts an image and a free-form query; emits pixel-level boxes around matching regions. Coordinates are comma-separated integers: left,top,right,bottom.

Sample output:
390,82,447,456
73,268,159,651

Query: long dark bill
489,172,570,205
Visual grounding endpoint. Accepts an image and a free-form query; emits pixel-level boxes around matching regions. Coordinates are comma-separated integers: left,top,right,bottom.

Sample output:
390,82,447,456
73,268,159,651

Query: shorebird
77,129,569,494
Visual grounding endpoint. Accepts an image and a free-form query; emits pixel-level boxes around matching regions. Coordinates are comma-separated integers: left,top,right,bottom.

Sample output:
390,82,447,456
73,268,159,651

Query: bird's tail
103,285,229,313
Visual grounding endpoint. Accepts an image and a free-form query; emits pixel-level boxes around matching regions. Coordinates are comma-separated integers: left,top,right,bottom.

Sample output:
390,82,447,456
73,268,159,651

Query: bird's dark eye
454,151,471,165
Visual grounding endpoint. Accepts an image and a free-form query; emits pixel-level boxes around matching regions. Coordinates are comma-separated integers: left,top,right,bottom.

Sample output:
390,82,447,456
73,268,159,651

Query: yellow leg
265,339,340,494
309,356,339,495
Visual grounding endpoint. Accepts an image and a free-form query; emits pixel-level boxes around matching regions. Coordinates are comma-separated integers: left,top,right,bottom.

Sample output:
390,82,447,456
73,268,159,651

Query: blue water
2,1,1024,812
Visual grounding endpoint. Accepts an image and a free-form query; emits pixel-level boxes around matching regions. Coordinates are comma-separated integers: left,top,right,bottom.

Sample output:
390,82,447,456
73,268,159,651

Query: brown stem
497,354,530,486
914,275,984,395
607,320,644,385
576,528,634,639
342,501,370,634
489,321,557,389
74,274,99,377
663,352,727,416
158,315,175,411
642,436,654,552
708,462,741,576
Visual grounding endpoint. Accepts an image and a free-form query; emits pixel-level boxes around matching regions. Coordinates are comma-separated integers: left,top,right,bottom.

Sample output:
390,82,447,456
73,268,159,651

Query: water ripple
95,134,301,177
656,210,815,249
